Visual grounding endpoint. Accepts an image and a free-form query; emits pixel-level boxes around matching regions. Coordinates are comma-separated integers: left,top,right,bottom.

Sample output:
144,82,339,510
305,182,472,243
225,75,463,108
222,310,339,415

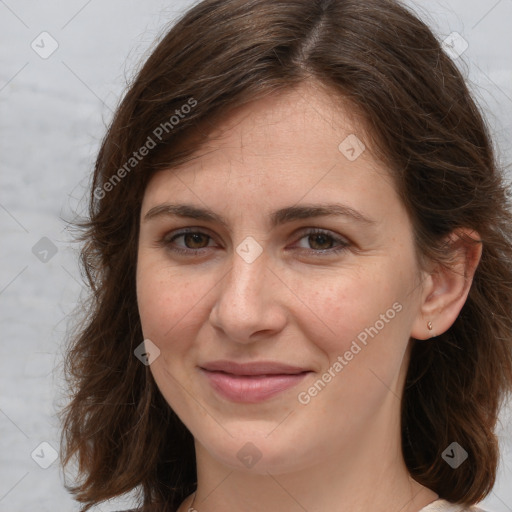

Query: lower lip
200,369,311,403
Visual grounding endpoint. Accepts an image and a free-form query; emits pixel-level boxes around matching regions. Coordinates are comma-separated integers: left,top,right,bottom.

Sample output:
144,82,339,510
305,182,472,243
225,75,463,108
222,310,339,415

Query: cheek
294,266,407,353
137,258,197,342
289,263,419,410
137,242,419,360
291,270,414,420
136,256,223,367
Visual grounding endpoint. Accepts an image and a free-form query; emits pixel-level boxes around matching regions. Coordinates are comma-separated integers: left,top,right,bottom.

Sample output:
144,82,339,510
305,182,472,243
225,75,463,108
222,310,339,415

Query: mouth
199,360,312,403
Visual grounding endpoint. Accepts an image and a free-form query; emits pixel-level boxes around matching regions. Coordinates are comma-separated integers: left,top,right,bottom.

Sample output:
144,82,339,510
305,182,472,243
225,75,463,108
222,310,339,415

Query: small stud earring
427,321,433,331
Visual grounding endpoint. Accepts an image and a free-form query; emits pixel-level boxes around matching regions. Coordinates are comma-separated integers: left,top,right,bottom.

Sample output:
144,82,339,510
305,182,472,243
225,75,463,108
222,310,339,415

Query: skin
136,80,481,512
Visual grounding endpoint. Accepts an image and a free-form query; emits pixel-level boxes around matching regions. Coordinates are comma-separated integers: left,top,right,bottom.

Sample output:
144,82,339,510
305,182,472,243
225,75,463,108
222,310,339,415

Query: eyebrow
143,202,376,228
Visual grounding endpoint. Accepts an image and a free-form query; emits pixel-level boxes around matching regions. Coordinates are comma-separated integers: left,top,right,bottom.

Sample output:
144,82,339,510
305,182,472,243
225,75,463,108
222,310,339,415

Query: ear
411,228,482,340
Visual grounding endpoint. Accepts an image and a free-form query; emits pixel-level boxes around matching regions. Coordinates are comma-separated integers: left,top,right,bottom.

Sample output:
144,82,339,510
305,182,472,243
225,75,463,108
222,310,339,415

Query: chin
196,424,325,475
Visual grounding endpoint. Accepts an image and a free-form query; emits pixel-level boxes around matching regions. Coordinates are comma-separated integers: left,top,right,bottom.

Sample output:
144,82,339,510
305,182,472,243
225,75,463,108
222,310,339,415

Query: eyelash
159,228,351,257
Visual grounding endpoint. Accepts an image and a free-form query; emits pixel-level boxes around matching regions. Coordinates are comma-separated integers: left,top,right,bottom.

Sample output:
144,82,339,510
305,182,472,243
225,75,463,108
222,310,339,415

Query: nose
208,242,287,344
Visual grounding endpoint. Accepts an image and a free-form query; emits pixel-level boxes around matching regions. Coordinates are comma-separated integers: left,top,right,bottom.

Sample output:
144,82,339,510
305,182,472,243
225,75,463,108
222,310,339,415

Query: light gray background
1,1,511,511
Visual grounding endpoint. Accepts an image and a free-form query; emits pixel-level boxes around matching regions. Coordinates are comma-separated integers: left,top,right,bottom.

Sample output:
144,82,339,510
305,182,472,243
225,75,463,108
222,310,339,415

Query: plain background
1,1,511,511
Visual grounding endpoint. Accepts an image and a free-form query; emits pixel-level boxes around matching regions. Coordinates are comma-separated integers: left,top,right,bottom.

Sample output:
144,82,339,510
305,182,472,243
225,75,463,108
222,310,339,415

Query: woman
60,0,512,511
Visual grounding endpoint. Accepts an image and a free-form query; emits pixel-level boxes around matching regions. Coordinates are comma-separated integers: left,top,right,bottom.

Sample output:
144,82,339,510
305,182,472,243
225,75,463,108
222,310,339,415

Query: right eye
160,229,218,256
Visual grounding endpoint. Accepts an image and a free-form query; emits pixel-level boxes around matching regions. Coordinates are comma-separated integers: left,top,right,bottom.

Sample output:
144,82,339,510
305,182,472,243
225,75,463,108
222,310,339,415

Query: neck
182,408,438,512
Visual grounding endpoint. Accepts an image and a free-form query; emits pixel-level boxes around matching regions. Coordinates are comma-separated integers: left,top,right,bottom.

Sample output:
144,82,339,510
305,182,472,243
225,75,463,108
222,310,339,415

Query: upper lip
200,360,310,376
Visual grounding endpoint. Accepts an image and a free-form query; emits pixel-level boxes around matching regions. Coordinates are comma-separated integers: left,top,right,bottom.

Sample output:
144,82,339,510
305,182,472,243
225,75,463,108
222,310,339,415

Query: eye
292,228,350,255
160,229,217,255
159,227,351,257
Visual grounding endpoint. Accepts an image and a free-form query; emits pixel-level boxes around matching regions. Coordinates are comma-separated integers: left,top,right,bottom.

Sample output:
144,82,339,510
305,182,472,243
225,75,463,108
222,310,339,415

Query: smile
199,360,312,403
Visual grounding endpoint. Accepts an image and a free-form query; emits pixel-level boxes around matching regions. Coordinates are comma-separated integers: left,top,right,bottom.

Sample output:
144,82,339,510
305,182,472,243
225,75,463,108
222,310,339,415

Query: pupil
311,234,331,249
186,233,207,248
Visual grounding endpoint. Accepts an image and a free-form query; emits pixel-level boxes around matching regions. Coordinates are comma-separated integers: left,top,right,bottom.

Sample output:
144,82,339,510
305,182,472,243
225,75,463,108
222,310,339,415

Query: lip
199,360,312,403
200,360,309,375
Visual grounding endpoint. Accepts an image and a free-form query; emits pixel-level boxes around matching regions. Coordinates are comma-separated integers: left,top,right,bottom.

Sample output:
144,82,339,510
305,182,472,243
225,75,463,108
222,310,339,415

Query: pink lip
199,360,312,403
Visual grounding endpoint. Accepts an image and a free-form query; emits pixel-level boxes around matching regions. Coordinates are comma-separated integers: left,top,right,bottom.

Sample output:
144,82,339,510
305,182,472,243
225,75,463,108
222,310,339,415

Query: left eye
294,229,350,253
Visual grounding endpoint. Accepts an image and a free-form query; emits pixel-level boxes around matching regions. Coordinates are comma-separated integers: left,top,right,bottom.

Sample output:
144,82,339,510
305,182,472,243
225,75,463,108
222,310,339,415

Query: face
136,81,426,475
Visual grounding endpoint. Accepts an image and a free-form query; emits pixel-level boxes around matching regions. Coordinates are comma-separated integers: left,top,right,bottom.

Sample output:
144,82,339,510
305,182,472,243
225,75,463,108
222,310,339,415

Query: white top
117,499,491,512
419,499,490,512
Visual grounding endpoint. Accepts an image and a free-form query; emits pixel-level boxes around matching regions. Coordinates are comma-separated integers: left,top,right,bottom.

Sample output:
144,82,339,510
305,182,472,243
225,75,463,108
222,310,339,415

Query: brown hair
60,0,512,510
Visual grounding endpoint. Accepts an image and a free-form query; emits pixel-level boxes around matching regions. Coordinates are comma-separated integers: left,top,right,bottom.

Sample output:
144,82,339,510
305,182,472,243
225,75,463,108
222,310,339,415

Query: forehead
188,81,369,166
142,81,396,217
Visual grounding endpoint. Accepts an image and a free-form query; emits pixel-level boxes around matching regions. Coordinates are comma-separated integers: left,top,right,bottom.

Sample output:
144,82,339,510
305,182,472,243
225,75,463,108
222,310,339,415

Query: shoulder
111,508,176,512
419,499,493,512
111,504,179,512
114,500,493,512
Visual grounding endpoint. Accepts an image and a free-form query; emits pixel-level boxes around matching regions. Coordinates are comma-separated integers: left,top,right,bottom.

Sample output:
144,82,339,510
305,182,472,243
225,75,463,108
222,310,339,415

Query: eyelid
291,227,351,252
162,227,219,250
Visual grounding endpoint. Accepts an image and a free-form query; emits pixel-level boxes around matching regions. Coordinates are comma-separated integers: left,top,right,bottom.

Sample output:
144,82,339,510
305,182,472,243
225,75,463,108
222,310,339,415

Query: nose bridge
210,239,284,341
222,244,268,313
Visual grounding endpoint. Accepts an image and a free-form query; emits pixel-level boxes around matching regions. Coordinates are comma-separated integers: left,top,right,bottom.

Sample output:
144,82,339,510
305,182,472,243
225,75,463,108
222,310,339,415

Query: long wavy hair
60,0,512,510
